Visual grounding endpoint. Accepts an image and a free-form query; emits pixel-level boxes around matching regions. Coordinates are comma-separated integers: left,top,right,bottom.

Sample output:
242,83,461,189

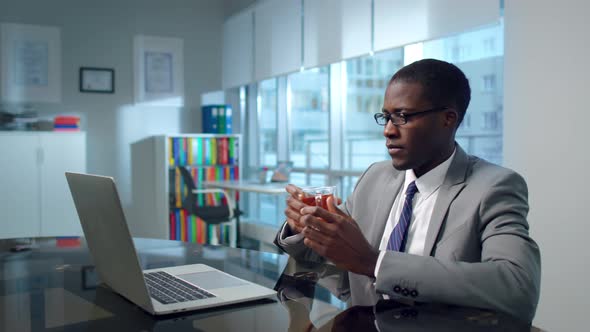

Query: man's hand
284,184,307,234
300,196,379,277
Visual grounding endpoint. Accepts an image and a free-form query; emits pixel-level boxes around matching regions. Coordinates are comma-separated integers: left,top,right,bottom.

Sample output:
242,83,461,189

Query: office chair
176,166,238,225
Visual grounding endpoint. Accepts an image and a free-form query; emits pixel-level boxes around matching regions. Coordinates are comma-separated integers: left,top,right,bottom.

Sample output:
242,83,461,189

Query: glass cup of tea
300,186,337,210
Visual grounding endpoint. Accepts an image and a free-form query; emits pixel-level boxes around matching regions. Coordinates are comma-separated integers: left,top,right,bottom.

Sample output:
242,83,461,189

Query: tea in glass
300,186,336,209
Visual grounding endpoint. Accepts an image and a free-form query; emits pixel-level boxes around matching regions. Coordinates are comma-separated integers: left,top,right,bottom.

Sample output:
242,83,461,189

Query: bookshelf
130,134,241,246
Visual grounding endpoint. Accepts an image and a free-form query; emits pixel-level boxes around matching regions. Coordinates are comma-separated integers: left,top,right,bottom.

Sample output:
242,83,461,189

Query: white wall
504,1,590,331
0,0,226,208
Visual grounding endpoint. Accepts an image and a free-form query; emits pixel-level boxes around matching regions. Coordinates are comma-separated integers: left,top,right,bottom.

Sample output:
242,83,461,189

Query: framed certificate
79,67,114,93
133,35,184,106
0,23,61,102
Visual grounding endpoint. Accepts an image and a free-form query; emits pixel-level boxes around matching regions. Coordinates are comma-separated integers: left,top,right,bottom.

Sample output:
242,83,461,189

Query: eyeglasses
374,107,450,126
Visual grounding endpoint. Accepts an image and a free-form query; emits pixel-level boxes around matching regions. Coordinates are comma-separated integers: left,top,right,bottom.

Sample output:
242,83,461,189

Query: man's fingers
326,196,347,216
302,225,332,245
284,203,303,220
303,237,326,256
300,205,341,224
301,214,337,234
286,218,303,234
286,195,306,209
285,184,303,198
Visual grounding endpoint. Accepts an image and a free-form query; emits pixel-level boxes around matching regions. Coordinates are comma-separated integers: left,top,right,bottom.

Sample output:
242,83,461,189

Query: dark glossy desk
0,238,536,331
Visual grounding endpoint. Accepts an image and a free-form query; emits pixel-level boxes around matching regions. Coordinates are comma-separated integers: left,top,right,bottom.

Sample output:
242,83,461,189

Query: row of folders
169,209,231,245
202,105,232,134
168,136,238,167
169,166,239,208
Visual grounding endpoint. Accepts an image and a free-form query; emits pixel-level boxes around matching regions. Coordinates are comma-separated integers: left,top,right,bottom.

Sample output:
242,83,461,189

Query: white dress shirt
374,149,456,278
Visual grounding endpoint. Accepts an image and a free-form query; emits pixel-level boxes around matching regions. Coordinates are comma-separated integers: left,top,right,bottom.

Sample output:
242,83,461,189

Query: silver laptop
65,172,276,315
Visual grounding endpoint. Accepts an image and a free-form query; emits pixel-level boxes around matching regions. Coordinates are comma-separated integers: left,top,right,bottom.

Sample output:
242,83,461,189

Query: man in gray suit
275,59,541,322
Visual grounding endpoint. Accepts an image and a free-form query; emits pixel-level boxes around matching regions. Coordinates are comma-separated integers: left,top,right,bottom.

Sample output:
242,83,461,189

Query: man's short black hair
389,59,471,126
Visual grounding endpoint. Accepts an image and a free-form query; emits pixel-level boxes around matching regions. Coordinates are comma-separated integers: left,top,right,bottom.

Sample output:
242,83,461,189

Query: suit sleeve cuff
278,222,304,245
374,250,387,279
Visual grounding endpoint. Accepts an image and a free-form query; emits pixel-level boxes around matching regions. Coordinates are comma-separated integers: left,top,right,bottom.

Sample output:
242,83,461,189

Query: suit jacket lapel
423,145,470,256
368,168,405,248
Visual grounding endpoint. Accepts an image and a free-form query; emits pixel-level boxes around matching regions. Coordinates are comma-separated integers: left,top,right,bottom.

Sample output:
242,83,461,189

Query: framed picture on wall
0,23,61,103
133,35,184,106
79,67,115,93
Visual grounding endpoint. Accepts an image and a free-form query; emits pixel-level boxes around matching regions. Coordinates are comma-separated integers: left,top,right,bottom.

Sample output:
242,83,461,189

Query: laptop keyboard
144,271,216,304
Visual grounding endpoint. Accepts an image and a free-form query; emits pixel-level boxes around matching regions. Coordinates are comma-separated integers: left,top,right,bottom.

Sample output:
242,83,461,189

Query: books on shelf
54,115,80,132
202,105,232,134
167,135,239,245
167,136,238,168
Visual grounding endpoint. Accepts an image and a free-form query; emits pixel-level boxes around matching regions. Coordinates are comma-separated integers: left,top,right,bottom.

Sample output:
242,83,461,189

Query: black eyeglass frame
374,107,451,126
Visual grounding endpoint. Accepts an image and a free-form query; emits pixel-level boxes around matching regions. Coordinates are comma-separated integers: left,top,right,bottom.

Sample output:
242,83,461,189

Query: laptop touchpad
178,271,247,289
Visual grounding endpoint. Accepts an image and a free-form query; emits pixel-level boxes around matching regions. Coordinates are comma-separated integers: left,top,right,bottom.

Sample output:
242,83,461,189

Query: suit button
401,288,409,296
410,290,418,298
393,285,401,293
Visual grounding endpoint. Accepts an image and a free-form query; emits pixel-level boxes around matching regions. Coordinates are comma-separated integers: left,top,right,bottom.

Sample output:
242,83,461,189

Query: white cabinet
0,134,40,239
0,132,86,239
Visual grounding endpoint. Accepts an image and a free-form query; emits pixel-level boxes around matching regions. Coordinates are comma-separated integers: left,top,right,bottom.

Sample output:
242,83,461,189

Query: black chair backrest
176,166,230,225
177,166,198,215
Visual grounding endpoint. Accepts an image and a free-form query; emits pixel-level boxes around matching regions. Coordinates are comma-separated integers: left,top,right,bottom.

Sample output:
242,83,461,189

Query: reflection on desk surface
0,237,540,331
275,258,537,332
203,180,290,194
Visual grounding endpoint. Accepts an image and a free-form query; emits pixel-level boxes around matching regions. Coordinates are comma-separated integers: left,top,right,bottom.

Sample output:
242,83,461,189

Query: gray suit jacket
275,145,541,322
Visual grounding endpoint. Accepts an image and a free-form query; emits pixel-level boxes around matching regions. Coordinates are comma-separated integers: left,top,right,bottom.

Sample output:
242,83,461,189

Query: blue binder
202,105,219,133
225,106,232,134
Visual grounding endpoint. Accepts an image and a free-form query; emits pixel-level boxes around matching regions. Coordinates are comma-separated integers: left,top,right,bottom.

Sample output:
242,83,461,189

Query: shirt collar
403,148,457,199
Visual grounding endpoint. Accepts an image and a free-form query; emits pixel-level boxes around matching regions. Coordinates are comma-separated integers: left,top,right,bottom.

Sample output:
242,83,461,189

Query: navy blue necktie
387,181,419,252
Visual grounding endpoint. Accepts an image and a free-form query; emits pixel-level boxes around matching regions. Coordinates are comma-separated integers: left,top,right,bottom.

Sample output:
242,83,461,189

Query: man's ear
444,109,459,128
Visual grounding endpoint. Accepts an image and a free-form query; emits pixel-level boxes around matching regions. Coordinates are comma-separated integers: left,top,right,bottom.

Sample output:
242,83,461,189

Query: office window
451,45,461,62
459,114,471,129
484,37,496,52
483,111,499,130
482,74,496,91
290,172,326,187
473,137,502,165
342,49,403,172
342,176,359,201
240,19,505,235
288,67,330,169
258,78,278,166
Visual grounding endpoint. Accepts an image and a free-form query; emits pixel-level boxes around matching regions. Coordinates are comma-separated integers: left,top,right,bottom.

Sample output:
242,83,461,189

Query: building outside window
483,111,499,130
482,74,497,91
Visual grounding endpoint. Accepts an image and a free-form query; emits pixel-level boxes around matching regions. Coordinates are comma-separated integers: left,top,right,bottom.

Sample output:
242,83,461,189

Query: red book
56,237,81,248
221,138,229,165
54,120,79,125
170,212,176,240
54,116,80,125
